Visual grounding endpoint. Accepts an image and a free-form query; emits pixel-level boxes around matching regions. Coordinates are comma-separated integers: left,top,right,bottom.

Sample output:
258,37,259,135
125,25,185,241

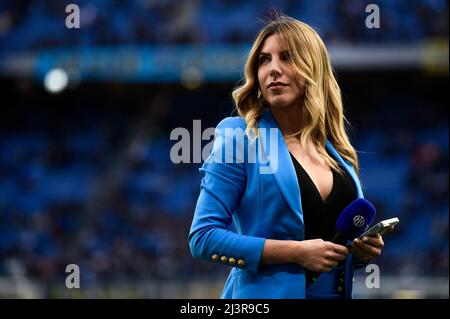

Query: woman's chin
269,98,294,109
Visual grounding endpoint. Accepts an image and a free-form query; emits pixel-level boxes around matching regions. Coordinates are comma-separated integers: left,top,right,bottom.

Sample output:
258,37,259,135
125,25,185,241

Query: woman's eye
281,53,291,61
259,56,269,64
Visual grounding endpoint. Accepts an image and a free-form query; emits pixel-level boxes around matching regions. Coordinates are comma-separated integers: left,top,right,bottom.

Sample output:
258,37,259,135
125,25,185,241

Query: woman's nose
269,60,282,78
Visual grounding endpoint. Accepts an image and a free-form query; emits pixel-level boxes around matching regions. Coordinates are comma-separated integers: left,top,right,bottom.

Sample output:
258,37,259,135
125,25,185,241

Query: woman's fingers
350,243,373,261
351,238,381,258
321,260,336,272
330,242,350,256
361,234,384,248
382,225,395,235
325,259,339,268
326,251,347,262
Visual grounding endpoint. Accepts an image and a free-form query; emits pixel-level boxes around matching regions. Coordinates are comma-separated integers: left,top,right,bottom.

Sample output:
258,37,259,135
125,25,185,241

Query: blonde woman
189,14,386,299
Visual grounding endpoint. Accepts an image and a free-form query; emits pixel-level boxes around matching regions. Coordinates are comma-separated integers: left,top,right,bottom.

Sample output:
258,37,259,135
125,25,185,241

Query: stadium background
0,0,448,298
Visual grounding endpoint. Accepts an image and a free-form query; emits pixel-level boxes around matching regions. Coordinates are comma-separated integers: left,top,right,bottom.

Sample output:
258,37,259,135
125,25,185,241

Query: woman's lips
269,85,287,90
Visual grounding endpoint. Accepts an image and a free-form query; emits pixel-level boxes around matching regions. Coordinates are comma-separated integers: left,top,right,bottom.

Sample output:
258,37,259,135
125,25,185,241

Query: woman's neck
269,102,304,137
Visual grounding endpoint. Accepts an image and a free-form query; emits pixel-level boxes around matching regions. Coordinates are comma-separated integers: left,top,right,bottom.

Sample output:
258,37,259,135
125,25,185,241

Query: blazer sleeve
188,117,266,274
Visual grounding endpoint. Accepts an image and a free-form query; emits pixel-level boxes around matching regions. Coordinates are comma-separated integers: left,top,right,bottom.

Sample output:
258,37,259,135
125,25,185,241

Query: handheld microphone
332,198,376,243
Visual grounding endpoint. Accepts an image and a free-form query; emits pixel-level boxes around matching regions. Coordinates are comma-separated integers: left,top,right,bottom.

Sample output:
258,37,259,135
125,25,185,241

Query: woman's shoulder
216,116,246,130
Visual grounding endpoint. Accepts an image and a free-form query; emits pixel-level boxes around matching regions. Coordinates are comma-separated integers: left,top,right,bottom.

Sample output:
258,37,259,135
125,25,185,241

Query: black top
289,152,357,287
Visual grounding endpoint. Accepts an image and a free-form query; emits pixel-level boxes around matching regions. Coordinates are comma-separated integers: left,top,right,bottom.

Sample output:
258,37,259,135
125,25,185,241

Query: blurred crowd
0,82,448,294
0,0,448,298
0,0,448,53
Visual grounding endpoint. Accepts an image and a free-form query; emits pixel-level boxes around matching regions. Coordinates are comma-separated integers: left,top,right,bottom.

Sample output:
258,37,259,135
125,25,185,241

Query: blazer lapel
258,108,364,225
325,140,364,199
259,108,304,224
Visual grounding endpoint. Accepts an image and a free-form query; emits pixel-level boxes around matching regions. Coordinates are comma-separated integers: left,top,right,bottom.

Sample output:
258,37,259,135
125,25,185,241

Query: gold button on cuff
220,256,228,263
211,254,219,262
338,286,343,292
228,257,236,265
237,259,245,268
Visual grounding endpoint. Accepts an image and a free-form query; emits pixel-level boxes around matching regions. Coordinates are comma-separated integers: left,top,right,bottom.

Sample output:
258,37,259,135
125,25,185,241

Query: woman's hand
350,233,385,262
292,239,349,273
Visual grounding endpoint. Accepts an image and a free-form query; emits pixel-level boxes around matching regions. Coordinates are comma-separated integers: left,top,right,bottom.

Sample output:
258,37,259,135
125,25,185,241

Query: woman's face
257,34,305,109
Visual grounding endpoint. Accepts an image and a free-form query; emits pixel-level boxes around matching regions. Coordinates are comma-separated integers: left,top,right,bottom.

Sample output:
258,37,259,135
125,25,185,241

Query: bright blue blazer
189,107,366,299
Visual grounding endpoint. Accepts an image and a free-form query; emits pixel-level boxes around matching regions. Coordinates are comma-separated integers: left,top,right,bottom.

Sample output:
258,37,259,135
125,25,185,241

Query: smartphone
358,217,399,238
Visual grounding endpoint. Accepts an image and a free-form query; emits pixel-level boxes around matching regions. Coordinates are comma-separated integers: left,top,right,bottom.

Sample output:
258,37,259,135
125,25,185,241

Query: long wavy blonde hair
232,14,359,174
